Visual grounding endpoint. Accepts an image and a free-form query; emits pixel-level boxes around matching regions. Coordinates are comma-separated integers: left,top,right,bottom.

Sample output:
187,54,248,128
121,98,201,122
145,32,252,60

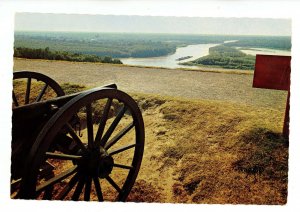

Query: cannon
11,71,145,201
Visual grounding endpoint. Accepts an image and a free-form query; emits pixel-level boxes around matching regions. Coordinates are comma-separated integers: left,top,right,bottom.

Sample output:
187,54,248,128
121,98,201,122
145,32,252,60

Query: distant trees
130,46,175,57
224,36,291,51
14,47,123,64
14,32,178,58
185,45,256,70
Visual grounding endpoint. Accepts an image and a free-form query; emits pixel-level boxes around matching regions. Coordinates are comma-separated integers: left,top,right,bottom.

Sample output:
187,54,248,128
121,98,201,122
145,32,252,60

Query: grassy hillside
13,80,288,204
149,95,288,204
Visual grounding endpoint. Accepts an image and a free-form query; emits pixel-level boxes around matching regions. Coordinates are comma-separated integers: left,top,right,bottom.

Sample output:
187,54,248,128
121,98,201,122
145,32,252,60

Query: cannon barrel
12,83,117,124
11,83,117,179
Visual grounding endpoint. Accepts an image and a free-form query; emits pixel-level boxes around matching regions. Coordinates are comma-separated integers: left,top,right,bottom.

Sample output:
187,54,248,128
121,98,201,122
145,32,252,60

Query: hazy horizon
15,13,291,36
14,30,292,37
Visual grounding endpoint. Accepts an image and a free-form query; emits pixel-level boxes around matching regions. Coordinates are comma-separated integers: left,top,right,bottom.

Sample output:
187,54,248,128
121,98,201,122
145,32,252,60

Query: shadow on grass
232,128,288,180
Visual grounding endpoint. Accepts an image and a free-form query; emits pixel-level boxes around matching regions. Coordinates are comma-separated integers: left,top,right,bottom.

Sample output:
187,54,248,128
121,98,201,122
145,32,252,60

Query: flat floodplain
13,58,288,204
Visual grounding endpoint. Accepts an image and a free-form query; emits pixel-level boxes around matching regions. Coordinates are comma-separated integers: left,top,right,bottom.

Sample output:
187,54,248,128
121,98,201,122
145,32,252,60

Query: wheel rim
13,71,65,107
19,87,145,201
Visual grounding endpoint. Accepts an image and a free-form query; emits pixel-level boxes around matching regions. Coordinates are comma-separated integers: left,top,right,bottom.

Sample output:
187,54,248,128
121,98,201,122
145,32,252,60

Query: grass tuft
127,179,164,203
60,83,87,94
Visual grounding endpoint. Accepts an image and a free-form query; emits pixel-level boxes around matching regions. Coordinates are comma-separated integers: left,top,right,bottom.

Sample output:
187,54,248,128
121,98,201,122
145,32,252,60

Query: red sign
253,55,291,91
253,54,291,139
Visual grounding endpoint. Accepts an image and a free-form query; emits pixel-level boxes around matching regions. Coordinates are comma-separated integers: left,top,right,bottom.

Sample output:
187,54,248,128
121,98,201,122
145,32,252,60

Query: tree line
14,47,123,64
224,36,291,50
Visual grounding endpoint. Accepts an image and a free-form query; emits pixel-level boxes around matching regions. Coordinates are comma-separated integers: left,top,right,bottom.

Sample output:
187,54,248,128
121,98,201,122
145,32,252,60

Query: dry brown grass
141,95,288,204
13,79,58,106
12,73,288,204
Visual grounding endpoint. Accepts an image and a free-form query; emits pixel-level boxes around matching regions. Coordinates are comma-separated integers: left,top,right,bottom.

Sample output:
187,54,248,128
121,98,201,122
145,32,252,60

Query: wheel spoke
65,124,87,152
86,104,94,148
95,98,112,147
84,176,92,201
113,163,133,170
12,91,19,107
11,178,22,192
36,165,78,193
105,176,121,193
35,83,48,102
108,143,136,156
57,173,80,200
93,177,103,202
46,152,82,161
72,175,85,201
25,77,31,104
104,122,134,150
42,185,54,200
100,106,127,147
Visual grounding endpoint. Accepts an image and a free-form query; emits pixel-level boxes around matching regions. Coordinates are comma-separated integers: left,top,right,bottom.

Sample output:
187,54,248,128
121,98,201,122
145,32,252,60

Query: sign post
253,54,291,139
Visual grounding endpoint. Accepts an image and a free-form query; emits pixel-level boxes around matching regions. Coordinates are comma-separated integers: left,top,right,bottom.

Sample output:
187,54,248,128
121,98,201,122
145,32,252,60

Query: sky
15,13,291,36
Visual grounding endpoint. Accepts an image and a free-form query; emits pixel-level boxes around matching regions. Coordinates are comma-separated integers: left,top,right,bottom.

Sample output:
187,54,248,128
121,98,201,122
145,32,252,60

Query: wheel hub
78,147,114,178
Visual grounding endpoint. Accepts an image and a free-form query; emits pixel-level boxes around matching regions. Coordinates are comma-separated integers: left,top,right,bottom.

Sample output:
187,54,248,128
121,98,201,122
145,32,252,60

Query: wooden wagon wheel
11,71,65,195
19,87,145,201
13,71,65,107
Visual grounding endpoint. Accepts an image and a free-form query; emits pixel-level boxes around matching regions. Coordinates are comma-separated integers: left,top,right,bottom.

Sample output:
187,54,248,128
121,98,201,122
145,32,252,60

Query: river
120,42,291,70
121,43,219,69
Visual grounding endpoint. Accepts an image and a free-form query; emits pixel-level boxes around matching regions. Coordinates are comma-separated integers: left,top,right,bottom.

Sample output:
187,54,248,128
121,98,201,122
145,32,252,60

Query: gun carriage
11,71,145,201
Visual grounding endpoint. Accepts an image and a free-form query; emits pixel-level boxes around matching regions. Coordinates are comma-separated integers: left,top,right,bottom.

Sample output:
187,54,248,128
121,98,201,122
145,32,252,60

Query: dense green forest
14,47,122,64
183,45,256,70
